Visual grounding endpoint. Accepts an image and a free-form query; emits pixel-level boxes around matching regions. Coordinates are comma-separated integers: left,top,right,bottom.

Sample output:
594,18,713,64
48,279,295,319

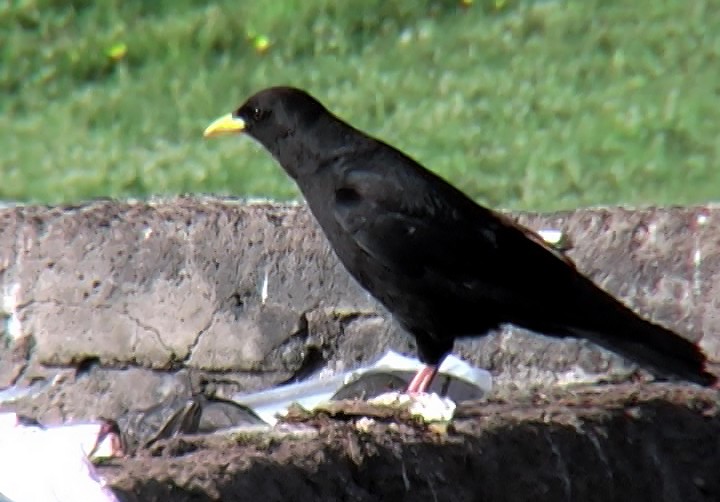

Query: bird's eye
252,107,266,121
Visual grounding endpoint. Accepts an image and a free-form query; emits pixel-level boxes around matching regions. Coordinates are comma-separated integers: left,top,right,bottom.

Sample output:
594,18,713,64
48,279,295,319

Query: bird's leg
406,364,438,394
407,329,450,394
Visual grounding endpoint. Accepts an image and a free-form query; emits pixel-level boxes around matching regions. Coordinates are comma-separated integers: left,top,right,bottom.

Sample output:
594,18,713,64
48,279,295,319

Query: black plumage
204,86,716,392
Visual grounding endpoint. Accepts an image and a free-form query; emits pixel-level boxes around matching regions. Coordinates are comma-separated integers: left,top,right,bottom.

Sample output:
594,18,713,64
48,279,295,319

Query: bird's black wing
331,156,575,293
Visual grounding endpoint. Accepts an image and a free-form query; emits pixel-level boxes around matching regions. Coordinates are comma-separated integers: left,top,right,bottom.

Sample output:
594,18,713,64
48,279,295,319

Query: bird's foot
368,391,456,422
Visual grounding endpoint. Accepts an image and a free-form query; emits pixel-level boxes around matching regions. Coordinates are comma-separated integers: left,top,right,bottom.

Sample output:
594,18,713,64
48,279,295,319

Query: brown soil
101,383,720,502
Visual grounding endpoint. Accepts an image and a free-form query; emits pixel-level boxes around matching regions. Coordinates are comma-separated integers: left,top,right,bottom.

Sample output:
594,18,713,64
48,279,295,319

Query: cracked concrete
1,198,719,423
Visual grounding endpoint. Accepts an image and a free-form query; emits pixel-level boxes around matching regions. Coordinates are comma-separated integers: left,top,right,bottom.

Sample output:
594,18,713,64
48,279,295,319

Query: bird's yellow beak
203,114,246,138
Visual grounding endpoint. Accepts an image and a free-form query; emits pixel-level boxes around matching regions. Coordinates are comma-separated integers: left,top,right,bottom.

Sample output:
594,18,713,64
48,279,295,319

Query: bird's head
204,86,335,178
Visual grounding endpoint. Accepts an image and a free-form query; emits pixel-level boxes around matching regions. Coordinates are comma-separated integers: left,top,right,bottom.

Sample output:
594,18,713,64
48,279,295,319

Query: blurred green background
1,0,718,209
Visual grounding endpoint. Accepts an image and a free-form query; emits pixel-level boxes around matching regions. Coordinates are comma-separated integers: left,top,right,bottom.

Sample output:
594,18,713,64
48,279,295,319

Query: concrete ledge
1,198,720,422
2,197,719,501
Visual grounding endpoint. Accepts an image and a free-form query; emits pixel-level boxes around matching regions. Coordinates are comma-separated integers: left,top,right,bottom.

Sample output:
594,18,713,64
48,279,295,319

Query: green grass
1,0,719,210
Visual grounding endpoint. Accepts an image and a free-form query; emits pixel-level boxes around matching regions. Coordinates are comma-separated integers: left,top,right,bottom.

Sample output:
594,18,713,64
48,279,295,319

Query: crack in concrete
11,297,184,369
121,310,174,356
181,316,213,365
13,297,169,350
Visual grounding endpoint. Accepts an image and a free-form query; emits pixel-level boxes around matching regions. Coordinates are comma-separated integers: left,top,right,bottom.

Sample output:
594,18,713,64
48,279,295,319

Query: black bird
204,87,716,393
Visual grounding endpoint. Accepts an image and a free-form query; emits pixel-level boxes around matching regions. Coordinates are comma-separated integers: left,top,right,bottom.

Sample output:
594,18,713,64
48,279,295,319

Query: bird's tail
571,324,715,386
563,287,716,386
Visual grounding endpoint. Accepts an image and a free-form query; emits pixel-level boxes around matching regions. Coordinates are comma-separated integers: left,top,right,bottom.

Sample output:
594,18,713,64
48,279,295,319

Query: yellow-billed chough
204,87,716,392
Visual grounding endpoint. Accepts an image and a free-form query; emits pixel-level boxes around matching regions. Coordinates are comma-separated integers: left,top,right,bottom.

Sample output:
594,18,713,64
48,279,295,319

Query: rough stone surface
1,198,719,500
1,199,720,423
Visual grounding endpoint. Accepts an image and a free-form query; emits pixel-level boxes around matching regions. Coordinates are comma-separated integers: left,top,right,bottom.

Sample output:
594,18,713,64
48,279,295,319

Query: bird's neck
273,119,372,179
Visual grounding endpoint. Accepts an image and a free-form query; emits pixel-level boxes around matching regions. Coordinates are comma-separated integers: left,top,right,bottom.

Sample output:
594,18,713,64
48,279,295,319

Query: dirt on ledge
101,383,720,502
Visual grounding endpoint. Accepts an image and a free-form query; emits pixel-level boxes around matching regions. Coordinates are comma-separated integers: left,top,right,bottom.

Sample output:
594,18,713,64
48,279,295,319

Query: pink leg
406,365,439,394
